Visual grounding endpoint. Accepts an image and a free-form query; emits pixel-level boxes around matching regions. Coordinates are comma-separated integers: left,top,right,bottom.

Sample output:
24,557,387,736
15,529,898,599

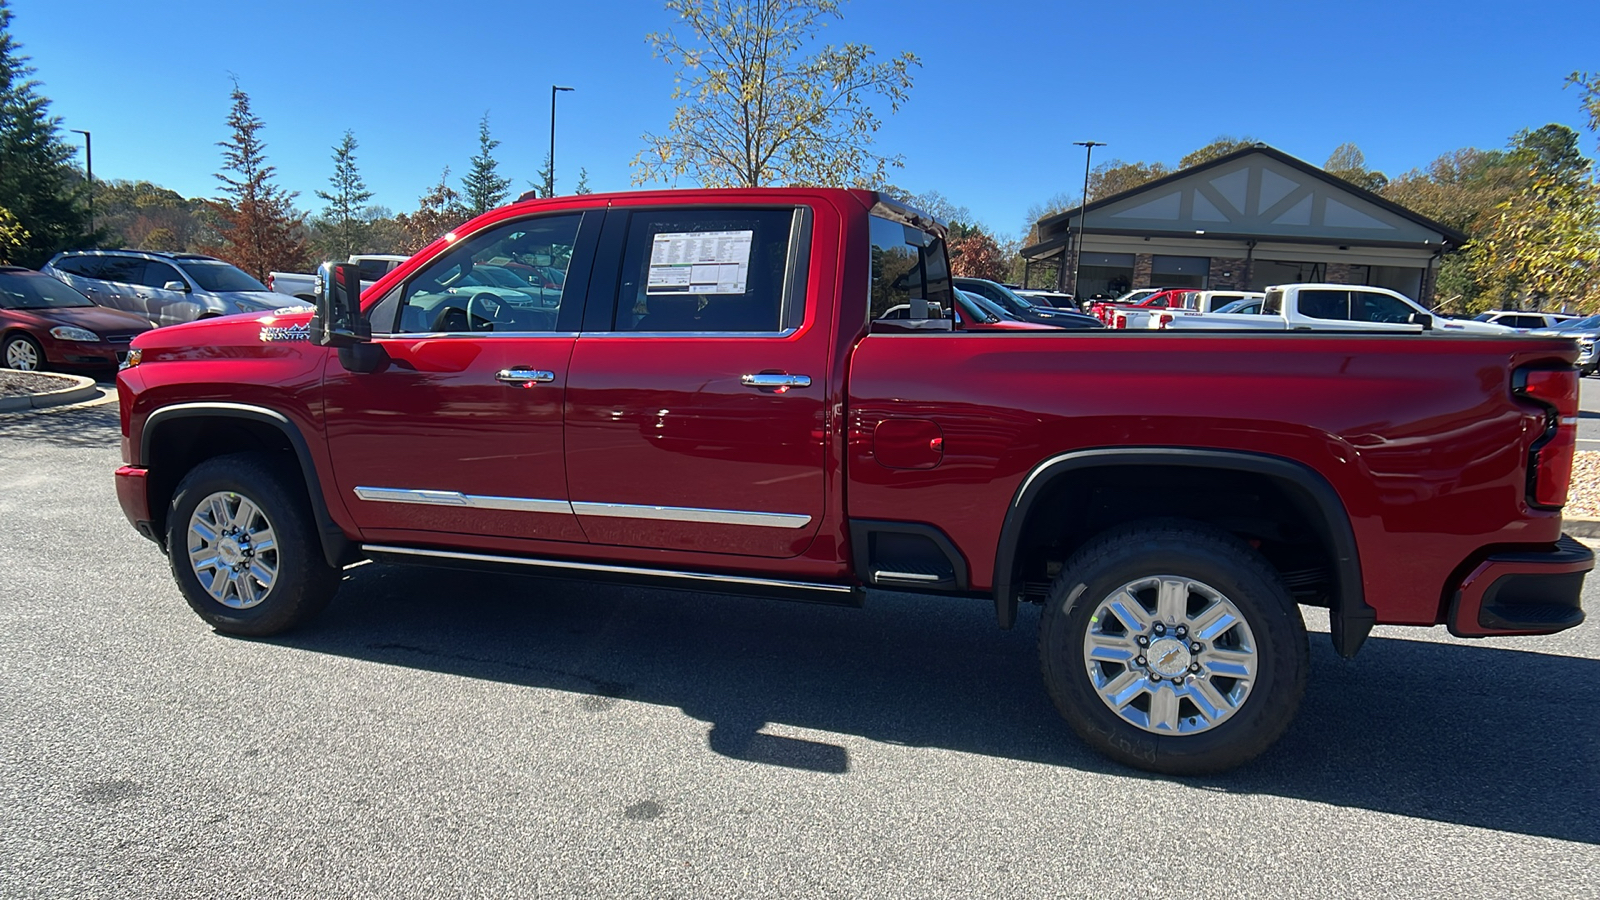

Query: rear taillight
267,274,275,291
1516,366,1578,508
1156,313,1173,329
1114,313,1126,329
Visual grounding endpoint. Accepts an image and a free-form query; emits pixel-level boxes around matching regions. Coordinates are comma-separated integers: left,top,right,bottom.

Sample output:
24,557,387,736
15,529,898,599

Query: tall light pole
70,129,93,234
1071,140,1105,301
548,85,575,198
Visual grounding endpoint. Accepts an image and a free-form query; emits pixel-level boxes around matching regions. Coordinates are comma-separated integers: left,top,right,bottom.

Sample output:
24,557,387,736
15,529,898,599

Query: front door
324,210,599,545
564,204,830,559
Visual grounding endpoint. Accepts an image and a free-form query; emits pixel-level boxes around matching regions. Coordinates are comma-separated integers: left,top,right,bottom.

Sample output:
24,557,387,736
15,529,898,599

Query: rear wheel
3,333,44,371
1039,519,1308,775
167,452,339,636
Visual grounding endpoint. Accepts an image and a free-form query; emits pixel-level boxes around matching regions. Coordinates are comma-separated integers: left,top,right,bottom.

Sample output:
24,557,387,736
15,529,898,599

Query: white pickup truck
1154,283,1514,334
268,255,409,302
1119,290,1264,329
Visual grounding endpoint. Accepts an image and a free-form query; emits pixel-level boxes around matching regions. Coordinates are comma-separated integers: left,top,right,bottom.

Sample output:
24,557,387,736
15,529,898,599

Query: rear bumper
114,464,161,545
1448,535,1591,637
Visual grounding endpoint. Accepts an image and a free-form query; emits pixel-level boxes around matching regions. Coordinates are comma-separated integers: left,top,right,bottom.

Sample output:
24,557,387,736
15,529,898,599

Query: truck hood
130,306,316,355
215,290,309,312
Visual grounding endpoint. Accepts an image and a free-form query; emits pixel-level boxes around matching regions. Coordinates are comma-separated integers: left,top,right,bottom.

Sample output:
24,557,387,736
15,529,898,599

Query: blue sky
14,0,1598,242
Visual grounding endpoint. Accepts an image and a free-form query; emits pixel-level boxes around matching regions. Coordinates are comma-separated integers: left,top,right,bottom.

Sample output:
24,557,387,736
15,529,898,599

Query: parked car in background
43,250,302,327
954,277,1102,328
269,255,410,302
1013,289,1078,309
954,288,1084,331
1473,310,1578,332
1125,290,1268,329
1531,313,1600,375
1088,288,1196,324
1159,284,1515,333
0,266,154,371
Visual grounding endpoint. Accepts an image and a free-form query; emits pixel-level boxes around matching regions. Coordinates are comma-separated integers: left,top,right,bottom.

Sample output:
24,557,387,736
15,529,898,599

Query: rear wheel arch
139,403,353,568
993,448,1371,657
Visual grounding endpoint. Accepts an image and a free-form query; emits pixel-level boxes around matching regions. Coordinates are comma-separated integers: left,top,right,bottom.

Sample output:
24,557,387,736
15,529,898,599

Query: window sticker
646,230,753,295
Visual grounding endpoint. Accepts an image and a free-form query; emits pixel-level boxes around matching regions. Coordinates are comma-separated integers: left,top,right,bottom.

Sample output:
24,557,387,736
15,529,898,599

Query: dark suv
43,250,302,326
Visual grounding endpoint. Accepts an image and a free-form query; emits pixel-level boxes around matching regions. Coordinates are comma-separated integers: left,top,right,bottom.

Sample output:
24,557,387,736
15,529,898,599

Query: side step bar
361,544,865,607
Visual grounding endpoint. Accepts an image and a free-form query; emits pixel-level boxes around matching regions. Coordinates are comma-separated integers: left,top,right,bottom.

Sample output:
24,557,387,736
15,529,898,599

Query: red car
1089,288,1195,324
0,266,154,372
115,187,1588,776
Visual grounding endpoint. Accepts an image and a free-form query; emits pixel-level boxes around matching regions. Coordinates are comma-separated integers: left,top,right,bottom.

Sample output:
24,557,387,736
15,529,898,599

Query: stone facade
1324,262,1366,285
1131,253,1153,289
1206,258,1252,291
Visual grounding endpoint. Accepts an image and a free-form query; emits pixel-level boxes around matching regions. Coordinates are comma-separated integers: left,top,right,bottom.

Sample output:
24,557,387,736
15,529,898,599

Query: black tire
2,332,46,371
1038,519,1308,775
167,452,339,636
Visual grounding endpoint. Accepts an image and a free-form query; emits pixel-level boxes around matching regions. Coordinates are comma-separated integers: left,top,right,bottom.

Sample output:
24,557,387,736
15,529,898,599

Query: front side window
870,213,952,321
613,207,803,333
140,261,185,290
395,214,580,334
1350,291,1413,324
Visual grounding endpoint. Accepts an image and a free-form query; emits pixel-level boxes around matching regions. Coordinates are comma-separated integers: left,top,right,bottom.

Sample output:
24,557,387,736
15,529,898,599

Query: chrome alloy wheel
5,338,40,370
187,491,279,609
1082,575,1258,735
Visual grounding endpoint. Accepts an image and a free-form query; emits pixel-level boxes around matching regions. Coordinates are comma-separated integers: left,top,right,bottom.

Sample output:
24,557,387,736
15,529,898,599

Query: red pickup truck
1089,288,1193,325
113,187,1590,775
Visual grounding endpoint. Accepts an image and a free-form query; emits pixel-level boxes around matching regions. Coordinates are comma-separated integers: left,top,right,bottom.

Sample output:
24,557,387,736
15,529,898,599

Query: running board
360,544,864,606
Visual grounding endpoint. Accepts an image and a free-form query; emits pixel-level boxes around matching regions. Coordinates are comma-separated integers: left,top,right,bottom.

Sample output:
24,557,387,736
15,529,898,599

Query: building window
1151,255,1209,289
1077,252,1134,300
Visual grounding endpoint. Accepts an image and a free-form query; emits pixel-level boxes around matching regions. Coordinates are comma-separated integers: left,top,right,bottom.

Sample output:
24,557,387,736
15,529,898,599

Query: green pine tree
0,0,93,267
463,113,511,215
534,152,554,198
314,130,374,259
574,167,592,195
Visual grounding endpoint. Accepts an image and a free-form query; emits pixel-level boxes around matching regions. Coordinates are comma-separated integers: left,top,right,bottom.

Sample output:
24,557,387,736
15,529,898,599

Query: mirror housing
162,280,189,293
1409,311,1433,330
310,261,367,348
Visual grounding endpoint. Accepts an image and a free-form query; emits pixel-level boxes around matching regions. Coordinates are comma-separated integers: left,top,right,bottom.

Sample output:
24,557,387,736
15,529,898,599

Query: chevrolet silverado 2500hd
114,187,1590,775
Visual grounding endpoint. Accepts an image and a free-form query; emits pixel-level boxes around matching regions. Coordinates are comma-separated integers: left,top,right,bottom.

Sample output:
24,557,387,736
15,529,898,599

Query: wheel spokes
1155,578,1189,623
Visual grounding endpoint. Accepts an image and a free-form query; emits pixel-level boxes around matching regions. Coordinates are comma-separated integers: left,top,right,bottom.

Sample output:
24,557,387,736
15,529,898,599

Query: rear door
563,203,829,559
1292,289,1423,332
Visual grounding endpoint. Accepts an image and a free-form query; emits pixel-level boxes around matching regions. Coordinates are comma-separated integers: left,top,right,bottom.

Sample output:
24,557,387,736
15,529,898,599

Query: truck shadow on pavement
275,562,1599,846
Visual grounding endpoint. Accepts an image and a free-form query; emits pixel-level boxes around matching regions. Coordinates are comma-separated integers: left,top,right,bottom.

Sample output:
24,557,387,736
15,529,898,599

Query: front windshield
1472,313,1494,322
963,289,1015,321
0,273,94,309
1555,314,1600,330
179,261,268,293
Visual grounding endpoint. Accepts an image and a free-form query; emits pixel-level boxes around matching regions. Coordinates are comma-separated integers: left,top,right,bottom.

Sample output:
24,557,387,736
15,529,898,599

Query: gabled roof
1031,144,1467,249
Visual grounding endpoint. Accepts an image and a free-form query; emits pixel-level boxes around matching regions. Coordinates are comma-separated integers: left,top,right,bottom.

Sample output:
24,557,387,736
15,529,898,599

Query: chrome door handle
741,373,812,390
496,367,556,385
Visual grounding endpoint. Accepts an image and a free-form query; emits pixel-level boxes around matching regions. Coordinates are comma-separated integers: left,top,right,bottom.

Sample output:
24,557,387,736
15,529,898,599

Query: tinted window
614,207,801,333
0,272,94,308
357,258,398,281
1299,290,1348,321
1263,289,1284,315
178,261,268,292
96,256,147,285
53,256,103,278
140,261,185,290
396,214,580,334
1349,291,1413,324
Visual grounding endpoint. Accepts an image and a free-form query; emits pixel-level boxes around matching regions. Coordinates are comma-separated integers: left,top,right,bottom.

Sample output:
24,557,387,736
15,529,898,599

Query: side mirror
1409,312,1433,330
162,280,189,293
311,261,367,348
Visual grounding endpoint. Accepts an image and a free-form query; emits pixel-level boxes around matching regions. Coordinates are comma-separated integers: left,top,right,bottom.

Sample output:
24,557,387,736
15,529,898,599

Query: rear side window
96,256,147,285
53,256,103,278
1298,290,1348,321
140,261,185,290
612,207,805,333
869,214,953,321
357,258,396,282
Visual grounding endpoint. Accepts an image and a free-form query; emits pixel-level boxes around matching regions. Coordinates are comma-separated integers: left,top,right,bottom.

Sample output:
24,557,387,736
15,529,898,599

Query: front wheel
1039,519,1308,775
3,333,45,370
167,452,339,636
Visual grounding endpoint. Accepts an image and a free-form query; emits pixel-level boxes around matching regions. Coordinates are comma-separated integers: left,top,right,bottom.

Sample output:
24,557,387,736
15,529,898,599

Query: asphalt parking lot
2,399,1597,899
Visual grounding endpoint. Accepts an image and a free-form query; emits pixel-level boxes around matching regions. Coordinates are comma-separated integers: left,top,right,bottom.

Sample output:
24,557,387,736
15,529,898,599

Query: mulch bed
1567,451,1600,519
0,371,77,399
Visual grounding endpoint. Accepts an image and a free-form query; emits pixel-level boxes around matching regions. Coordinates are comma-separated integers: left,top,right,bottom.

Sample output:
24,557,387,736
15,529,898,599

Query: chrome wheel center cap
1147,637,1192,677
217,538,244,567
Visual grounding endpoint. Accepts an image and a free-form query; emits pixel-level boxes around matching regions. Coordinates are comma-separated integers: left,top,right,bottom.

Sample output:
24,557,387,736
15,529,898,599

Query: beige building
1021,145,1465,305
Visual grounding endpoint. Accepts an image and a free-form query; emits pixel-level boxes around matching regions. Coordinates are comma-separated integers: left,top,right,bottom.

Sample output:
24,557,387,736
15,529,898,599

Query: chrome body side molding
353,487,572,516
353,488,812,529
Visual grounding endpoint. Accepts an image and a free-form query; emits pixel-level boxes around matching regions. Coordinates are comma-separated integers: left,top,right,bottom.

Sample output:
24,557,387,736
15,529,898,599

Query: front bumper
1447,535,1591,637
114,464,162,545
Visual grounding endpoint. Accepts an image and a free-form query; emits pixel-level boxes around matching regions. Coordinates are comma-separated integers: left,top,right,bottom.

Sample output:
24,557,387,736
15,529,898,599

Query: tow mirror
1409,312,1433,330
311,261,367,348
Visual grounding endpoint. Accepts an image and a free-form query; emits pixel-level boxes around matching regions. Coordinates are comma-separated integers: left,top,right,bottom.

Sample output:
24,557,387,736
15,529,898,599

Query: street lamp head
1073,140,1106,149
554,86,575,92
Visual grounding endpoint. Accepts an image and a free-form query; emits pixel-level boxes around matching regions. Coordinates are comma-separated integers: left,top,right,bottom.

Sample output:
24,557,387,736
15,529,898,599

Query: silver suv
1530,313,1600,376
43,250,303,327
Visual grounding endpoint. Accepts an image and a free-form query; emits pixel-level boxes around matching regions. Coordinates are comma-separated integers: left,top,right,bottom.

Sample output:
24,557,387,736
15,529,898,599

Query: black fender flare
140,402,353,569
993,447,1372,658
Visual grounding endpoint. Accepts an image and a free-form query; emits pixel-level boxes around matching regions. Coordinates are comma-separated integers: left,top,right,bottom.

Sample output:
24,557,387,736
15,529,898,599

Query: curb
1563,519,1600,539
0,374,101,412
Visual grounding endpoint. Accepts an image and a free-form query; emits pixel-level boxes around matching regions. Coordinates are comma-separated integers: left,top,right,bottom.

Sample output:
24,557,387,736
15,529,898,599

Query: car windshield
958,289,1011,321
179,261,267,292
1472,313,1495,321
0,272,94,309
1555,314,1600,330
